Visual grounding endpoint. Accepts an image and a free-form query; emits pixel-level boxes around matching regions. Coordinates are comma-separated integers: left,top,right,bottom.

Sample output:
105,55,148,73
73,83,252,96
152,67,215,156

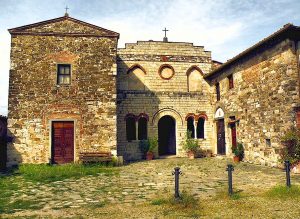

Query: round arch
152,108,183,126
126,64,147,74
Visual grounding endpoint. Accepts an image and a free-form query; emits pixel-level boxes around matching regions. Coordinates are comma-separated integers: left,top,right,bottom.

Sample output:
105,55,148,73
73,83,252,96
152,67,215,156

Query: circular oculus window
158,64,175,80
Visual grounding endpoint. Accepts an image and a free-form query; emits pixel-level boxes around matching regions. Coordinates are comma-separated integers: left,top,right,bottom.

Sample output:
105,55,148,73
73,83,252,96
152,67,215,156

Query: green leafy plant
148,137,158,153
139,140,150,155
182,131,199,153
232,142,244,160
280,128,300,165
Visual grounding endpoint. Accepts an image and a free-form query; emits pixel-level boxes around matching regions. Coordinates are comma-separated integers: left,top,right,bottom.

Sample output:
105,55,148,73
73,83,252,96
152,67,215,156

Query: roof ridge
205,23,296,79
8,15,119,37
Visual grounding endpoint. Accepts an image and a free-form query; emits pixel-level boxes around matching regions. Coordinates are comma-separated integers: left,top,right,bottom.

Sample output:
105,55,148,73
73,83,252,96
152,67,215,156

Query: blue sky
1,0,300,116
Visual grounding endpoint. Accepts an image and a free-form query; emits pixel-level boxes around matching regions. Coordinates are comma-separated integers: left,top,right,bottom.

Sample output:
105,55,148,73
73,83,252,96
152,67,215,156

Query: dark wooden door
52,121,74,164
217,119,226,155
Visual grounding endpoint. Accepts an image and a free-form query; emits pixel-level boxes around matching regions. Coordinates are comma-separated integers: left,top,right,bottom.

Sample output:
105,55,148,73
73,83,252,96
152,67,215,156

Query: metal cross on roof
64,6,69,16
162,27,169,38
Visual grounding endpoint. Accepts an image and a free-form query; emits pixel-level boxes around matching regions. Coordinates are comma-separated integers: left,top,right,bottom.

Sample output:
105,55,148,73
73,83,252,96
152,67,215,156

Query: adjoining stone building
6,14,300,167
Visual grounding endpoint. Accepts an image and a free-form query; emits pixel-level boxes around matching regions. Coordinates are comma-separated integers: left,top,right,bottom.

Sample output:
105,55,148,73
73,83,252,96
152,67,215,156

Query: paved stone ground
6,157,300,212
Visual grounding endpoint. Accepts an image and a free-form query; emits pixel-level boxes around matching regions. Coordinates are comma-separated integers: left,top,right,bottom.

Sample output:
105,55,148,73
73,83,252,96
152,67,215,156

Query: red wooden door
217,119,226,155
52,121,74,164
231,124,237,149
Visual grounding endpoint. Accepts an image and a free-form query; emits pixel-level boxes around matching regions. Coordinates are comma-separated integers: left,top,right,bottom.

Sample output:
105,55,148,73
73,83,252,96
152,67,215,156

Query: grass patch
16,163,119,183
266,185,300,199
151,198,168,205
151,191,198,209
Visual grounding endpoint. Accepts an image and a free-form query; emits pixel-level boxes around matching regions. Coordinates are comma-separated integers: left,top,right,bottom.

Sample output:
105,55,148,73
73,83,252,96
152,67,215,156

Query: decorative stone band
117,54,211,63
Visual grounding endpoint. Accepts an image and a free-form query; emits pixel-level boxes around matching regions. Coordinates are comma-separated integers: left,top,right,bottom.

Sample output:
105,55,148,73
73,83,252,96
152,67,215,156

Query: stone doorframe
214,107,227,155
49,119,77,163
152,108,183,156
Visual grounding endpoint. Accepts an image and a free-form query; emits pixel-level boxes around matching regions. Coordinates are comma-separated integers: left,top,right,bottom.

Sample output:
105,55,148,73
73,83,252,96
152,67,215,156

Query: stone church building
6,14,300,167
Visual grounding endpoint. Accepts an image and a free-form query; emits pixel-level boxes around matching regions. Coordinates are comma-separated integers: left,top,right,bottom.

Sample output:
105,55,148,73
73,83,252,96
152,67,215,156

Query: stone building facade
7,15,119,166
117,41,214,160
6,15,300,167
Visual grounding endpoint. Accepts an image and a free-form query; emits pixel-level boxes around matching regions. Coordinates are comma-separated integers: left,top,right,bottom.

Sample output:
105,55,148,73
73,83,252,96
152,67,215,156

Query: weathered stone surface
7,17,118,166
209,39,300,166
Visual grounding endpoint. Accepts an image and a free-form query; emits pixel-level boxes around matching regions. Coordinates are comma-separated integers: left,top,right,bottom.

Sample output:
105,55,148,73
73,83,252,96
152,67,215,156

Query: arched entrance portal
215,108,226,155
158,115,176,156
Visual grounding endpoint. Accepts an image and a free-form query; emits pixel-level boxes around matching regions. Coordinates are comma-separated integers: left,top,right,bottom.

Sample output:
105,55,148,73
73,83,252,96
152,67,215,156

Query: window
138,117,148,140
197,118,205,139
228,74,234,89
216,82,220,101
187,117,195,138
266,139,271,147
57,64,71,85
126,116,136,141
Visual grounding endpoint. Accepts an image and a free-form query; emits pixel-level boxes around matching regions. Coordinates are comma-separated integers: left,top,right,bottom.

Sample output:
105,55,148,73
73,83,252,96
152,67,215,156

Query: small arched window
127,65,146,90
126,116,136,141
138,117,148,140
187,117,195,138
197,117,205,139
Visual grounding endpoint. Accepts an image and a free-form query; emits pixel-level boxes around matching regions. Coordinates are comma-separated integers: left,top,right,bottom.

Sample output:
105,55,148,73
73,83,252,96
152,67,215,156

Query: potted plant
139,140,149,159
146,137,158,160
182,131,199,159
280,128,300,173
232,143,244,163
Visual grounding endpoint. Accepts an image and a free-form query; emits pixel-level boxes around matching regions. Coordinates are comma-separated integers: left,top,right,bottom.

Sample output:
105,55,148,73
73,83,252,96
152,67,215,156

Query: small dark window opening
126,117,136,141
216,83,220,101
57,64,71,85
187,117,195,138
138,117,148,140
266,139,271,147
228,74,234,89
197,118,205,139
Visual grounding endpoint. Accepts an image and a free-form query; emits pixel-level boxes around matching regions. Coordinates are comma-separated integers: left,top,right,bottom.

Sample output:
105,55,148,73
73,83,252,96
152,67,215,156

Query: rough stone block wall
210,39,300,166
117,41,214,160
7,19,118,166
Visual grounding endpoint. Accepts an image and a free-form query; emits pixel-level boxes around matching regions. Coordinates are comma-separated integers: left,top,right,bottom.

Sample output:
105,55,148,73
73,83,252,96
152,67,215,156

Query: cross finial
162,27,169,42
64,6,69,16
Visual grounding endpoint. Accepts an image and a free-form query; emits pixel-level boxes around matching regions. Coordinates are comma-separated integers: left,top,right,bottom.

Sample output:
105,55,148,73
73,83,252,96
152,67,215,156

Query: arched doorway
158,115,176,155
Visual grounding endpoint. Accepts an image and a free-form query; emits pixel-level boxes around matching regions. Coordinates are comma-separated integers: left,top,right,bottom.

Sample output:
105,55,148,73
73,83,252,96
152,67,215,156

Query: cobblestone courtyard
2,157,300,218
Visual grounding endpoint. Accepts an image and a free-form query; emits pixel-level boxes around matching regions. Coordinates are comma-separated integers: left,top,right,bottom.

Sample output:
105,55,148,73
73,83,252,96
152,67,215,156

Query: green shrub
148,137,158,153
280,128,300,165
139,140,150,156
182,131,199,153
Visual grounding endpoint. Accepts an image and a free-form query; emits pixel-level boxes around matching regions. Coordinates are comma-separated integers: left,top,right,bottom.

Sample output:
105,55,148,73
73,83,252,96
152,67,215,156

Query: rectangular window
57,64,71,85
228,74,234,89
216,83,220,101
266,139,271,147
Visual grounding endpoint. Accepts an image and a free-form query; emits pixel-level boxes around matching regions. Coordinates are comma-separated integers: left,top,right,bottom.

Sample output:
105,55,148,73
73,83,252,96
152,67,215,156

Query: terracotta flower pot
146,152,154,160
233,156,240,163
188,151,195,159
291,162,300,174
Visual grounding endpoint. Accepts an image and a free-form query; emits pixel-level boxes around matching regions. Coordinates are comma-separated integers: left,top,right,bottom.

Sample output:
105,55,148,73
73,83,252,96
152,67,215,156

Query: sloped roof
8,15,119,38
205,23,300,80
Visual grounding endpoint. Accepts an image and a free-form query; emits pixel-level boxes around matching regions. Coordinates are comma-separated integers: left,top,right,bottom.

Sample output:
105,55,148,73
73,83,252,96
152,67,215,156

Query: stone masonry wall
117,41,214,160
7,20,118,166
210,39,300,167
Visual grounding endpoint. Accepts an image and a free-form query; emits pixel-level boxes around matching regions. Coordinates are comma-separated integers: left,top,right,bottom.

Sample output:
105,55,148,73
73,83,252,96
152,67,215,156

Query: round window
158,64,175,80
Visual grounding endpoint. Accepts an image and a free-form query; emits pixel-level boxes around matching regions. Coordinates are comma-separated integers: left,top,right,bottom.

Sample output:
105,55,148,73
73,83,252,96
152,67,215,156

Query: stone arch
127,64,146,90
186,66,204,92
152,108,183,126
